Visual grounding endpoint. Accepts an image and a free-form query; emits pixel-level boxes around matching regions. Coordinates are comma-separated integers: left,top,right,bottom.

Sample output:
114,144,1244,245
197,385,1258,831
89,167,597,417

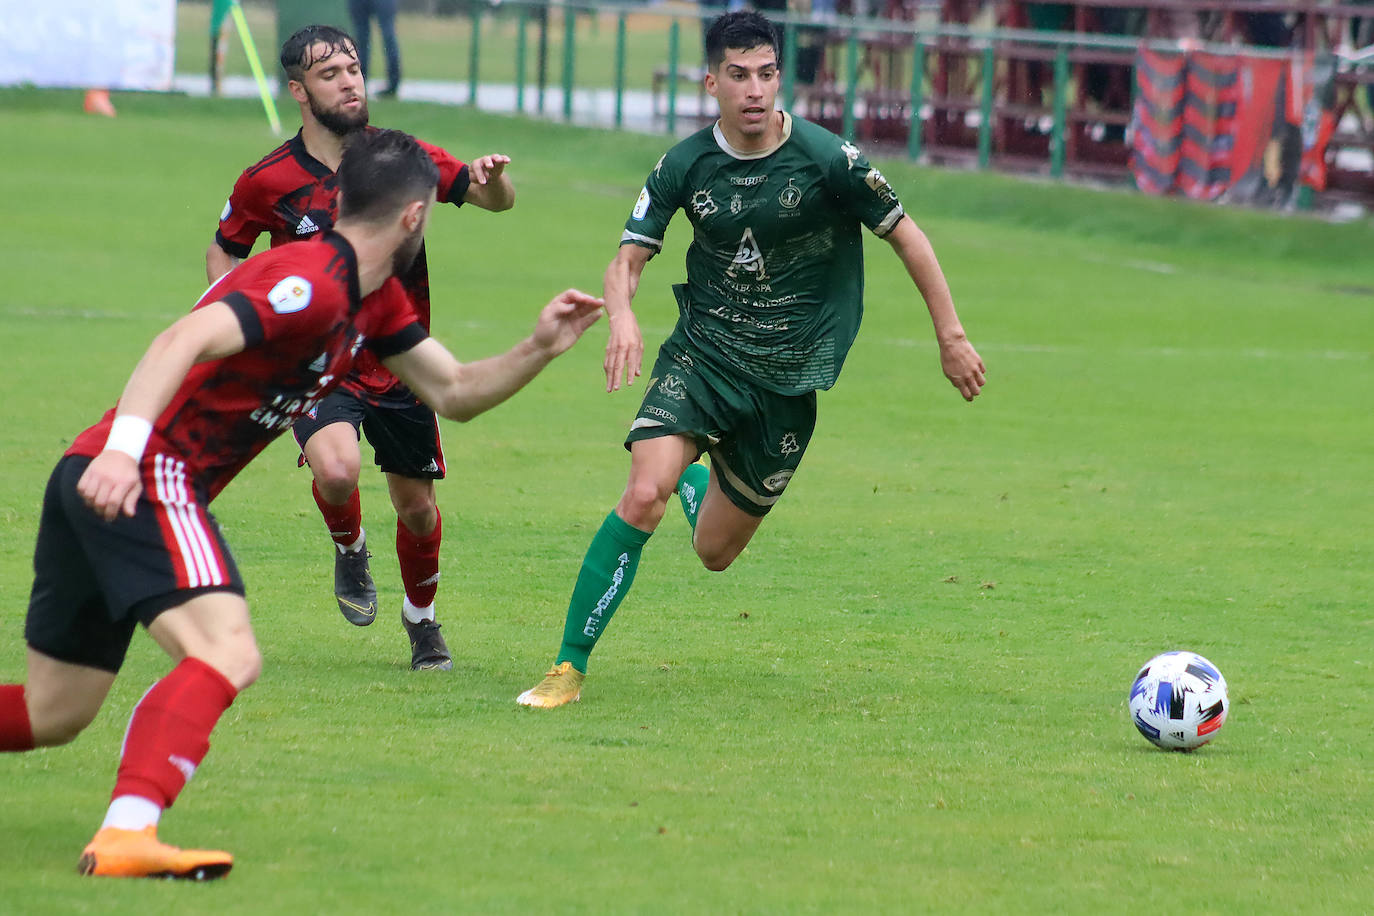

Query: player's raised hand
939,336,986,402
469,154,510,185
603,310,644,394
532,289,604,356
77,451,143,521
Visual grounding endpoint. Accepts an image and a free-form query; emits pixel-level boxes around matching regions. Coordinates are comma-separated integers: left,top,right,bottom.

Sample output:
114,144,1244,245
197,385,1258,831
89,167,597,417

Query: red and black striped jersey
70,233,426,501
213,127,469,404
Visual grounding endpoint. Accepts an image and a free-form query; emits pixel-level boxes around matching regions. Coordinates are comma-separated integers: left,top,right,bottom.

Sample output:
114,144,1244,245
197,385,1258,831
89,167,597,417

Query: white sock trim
403,597,435,624
337,528,366,554
101,795,162,831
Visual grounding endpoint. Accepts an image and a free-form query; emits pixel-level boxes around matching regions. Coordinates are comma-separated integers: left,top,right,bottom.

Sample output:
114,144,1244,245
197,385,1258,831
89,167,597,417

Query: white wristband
104,415,153,462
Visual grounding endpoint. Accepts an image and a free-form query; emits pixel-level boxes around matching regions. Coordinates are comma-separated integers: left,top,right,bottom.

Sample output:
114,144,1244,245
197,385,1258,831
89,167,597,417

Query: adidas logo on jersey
296,214,319,235
308,352,328,373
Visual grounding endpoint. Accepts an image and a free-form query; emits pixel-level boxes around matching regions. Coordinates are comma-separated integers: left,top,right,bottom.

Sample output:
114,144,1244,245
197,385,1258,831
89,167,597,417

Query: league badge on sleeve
268,276,313,314
220,200,232,222
632,187,652,221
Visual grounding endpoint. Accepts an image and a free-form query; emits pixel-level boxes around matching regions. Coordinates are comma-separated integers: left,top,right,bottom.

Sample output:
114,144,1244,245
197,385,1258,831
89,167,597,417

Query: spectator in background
1242,12,1293,48
349,0,402,97
1353,4,1374,122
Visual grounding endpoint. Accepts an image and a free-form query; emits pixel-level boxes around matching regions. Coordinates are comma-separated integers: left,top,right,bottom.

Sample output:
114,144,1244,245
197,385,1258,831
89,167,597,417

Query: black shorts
292,389,445,479
25,455,245,674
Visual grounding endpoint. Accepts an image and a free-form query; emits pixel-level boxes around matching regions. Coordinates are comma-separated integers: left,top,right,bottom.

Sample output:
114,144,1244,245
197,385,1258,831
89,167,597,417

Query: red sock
313,481,363,548
112,658,237,808
0,685,35,752
397,510,442,608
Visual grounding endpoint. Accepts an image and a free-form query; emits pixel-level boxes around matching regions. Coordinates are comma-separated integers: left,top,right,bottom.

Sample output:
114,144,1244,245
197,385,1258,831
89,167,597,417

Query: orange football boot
77,826,232,880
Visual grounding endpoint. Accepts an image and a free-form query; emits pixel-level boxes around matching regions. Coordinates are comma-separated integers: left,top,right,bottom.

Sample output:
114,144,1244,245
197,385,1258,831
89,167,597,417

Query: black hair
704,11,780,71
280,24,358,82
337,130,440,223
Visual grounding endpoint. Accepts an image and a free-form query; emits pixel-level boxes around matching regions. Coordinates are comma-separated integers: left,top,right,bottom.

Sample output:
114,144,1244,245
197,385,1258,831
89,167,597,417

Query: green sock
677,462,709,531
556,511,653,673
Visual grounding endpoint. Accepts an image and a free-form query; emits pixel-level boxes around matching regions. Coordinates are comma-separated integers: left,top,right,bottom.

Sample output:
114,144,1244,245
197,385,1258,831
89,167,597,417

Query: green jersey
622,112,905,395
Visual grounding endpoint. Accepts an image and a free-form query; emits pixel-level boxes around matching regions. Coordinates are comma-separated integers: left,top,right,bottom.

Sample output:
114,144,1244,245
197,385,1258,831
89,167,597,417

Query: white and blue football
1129,651,1228,750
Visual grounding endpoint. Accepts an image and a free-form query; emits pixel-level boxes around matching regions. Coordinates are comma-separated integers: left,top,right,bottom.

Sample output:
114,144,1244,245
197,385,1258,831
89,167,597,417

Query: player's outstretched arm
602,243,653,393
383,289,603,423
77,303,248,520
884,216,986,402
463,154,515,211
206,243,240,285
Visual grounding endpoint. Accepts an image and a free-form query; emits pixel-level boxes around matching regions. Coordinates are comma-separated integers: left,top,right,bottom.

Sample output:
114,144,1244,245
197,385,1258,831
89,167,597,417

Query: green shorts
625,340,816,517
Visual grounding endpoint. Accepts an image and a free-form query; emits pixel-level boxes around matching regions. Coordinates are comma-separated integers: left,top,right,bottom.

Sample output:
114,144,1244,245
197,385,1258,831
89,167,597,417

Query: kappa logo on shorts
762,469,794,493
268,276,313,314
779,432,800,456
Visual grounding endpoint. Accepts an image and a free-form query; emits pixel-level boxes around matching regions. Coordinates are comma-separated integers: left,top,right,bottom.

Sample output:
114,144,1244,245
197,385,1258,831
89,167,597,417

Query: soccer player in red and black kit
0,129,602,879
207,25,516,671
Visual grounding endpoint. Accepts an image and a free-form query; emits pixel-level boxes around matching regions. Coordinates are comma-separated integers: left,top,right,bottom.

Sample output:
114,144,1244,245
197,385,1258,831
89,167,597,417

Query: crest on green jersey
778,178,802,210
726,227,768,281
690,189,719,218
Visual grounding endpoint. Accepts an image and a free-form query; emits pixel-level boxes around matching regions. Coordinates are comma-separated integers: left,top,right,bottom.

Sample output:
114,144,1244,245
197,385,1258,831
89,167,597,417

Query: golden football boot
77,826,233,880
516,661,585,708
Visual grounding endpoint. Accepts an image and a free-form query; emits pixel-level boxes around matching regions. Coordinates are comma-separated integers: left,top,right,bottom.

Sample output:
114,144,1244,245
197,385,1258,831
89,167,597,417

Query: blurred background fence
182,1,1374,210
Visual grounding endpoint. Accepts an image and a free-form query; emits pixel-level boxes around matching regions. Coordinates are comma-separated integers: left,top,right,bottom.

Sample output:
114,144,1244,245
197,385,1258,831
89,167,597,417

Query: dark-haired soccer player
208,25,515,671
1,129,602,878
516,11,985,708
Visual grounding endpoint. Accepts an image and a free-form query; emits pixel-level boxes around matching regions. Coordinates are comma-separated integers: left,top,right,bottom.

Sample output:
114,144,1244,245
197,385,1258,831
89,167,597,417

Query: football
1129,651,1229,750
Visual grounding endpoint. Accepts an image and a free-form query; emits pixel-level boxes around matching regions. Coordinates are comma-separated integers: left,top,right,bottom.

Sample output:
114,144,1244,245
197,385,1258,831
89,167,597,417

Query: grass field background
0,88,1371,913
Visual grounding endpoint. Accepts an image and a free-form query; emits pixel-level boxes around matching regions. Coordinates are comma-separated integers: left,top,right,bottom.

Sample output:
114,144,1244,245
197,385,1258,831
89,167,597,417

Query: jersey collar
289,129,339,180
712,111,792,160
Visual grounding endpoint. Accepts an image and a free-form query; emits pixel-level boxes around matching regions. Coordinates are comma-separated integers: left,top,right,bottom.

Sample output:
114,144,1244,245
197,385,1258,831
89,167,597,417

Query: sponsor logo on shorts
762,469,794,493
657,374,687,401
644,405,677,424
779,432,800,457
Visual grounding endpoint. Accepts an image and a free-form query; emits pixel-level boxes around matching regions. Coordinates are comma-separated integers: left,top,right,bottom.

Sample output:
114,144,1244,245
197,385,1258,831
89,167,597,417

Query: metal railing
443,2,1373,197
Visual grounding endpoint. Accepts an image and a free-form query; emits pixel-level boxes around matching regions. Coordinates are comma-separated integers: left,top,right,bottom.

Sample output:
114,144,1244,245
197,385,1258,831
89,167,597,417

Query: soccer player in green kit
517,10,986,708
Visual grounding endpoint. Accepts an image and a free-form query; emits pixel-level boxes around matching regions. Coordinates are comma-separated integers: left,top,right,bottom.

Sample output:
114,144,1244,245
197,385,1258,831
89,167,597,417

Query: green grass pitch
0,88,1371,913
